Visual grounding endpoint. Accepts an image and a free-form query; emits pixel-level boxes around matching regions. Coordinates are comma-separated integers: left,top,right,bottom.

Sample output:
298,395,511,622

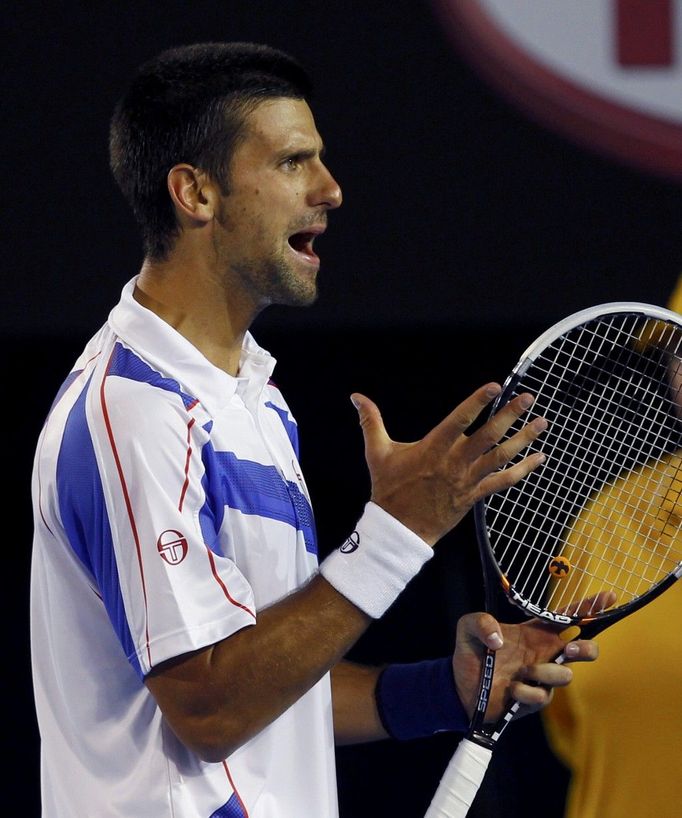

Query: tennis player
30,42,599,817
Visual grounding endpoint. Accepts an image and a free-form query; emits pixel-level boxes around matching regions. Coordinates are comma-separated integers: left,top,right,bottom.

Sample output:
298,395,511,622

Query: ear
167,164,217,225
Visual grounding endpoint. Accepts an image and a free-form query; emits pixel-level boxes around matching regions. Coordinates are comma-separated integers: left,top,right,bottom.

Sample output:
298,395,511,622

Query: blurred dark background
6,2,681,816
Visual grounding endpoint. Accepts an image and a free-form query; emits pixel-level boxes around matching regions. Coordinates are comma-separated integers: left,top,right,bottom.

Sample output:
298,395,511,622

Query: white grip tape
424,738,492,818
319,502,433,619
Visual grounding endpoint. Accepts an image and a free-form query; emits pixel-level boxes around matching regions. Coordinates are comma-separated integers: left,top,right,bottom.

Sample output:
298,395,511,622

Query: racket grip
424,738,492,818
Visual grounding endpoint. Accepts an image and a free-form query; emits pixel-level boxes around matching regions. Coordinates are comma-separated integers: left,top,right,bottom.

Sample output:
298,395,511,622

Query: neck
134,252,253,377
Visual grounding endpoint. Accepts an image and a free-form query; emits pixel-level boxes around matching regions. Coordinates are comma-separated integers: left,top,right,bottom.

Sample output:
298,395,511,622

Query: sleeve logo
157,529,189,564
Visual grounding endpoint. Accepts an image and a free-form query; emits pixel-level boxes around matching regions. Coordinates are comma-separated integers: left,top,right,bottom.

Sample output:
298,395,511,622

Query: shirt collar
108,277,277,413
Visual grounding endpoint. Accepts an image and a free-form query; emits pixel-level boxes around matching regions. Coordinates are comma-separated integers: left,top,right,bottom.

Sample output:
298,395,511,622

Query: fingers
424,383,502,451
350,383,548,545
465,393,548,499
475,448,546,501
509,661,573,711
508,682,553,711
561,590,617,618
518,663,573,688
468,397,547,473
440,388,548,500
509,637,599,711
479,414,548,475
562,639,599,663
350,392,391,459
465,391,537,457
429,385,549,492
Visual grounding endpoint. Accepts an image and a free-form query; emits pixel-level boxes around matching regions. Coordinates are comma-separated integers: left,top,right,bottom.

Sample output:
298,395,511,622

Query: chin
278,271,319,307
258,256,319,308
281,287,318,308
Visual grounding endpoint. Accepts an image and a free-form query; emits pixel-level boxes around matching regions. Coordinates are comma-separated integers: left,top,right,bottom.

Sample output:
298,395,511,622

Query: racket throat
468,646,522,748
468,649,496,734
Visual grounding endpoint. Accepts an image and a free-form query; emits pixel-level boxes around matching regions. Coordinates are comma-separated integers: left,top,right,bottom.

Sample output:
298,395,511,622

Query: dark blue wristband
375,657,469,741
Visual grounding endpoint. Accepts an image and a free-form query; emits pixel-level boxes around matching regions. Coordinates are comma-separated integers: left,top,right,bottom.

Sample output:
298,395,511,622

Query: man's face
213,97,342,309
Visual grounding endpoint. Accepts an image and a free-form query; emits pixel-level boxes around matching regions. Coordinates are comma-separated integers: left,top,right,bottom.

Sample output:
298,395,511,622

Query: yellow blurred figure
542,276,682,818
671,275,682,314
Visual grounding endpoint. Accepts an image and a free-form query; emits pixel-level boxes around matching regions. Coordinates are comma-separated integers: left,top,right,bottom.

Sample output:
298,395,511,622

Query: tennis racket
425,302,682,818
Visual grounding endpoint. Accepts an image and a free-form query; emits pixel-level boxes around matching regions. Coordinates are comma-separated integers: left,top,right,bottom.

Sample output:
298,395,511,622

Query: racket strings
492,318,663,588
491,323,612,576
545,439,678,607
530,320,681,445
558,460,681,602
498,317,671,561
541,355,679,604
521,407,679,608
564,458,682,549
489,467,680,609
490,461,680,570
485,312,682,620
554,318,682,596
552,460,681,610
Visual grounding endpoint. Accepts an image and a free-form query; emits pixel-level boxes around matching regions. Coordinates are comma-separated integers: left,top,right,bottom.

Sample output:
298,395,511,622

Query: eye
282,151,309,173
282,155,303,171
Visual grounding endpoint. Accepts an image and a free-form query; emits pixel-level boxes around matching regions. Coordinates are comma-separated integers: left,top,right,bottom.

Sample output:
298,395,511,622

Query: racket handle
424,738,492,818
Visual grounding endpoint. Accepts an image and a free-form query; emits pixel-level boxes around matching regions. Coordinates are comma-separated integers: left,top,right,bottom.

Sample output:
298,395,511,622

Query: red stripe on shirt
178,418,195,512
100,347,153,668
224,761,250,818
206,547,256,620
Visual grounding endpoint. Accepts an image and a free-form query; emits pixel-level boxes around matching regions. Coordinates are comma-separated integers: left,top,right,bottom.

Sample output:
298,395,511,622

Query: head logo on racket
548,556,571,578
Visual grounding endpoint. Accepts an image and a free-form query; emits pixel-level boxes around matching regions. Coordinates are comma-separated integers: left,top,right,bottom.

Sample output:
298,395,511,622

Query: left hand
452,611,599,723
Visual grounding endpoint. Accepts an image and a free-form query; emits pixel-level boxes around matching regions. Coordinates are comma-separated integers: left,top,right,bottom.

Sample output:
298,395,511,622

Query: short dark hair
109,42,313,260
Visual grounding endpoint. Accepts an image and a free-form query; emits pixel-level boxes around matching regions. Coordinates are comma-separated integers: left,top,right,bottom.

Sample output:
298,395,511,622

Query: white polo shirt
31,278,338,817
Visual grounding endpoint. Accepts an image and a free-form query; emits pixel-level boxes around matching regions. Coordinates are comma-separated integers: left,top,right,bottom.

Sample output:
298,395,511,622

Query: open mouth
288,231,318,261
287,224,326,265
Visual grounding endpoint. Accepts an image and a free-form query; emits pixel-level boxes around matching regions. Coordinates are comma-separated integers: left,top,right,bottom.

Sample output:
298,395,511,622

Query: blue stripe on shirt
56,376,142,677
56,343,316,681
265,400,300,459
209,793,247,818
200,447,317,555
109,343,198,409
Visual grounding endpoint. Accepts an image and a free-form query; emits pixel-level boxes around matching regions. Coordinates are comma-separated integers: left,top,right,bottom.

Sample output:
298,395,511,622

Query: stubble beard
231,251,319,310
214,202,319,311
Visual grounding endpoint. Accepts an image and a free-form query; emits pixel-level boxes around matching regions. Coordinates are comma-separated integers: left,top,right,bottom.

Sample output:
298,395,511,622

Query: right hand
351,383,547,545
451,611,600,723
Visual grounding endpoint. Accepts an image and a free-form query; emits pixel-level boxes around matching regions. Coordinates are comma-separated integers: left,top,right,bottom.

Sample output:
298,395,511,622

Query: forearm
331,661,388,745
147,575,371,761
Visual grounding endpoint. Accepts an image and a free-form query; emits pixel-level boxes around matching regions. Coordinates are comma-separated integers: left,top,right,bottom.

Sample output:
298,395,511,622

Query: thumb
350,392,391,460
457,612,505,652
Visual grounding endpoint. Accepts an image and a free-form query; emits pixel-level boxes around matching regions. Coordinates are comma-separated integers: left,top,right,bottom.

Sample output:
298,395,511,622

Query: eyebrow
275,144,327,162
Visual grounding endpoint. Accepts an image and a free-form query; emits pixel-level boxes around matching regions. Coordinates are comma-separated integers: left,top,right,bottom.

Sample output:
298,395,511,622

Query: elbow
167,715,254,763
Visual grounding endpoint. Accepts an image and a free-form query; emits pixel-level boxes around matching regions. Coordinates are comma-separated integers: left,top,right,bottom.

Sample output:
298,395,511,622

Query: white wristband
319,501,433,618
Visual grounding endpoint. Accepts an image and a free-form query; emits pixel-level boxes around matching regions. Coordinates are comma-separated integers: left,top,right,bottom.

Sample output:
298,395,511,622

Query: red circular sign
433,0,682,182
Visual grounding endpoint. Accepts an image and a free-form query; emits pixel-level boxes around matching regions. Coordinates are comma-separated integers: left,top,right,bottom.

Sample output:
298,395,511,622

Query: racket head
474,302,682,636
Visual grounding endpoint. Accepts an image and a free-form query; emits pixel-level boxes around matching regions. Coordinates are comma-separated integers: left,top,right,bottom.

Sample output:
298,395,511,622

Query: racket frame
468,301,682,746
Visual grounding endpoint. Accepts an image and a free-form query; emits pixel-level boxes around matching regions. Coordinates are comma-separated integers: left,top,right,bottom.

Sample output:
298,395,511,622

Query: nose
313,162,343,210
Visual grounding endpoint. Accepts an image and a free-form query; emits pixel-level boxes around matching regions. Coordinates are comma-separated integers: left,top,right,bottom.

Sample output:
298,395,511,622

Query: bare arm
146,575,370,761
146,383,546,761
